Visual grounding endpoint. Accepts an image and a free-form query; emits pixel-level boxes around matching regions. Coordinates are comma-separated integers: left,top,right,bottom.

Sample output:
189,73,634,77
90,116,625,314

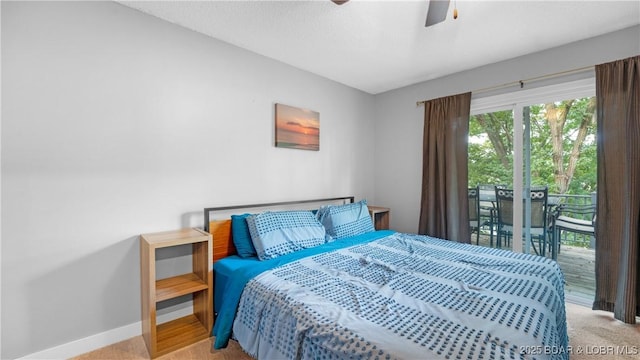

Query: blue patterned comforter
229,232,568,359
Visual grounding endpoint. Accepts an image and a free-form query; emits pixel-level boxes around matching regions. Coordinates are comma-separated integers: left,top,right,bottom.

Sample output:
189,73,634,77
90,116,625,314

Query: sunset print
275,103,320,151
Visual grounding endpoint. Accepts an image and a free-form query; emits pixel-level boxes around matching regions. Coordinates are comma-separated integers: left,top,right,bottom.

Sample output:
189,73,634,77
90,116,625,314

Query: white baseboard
17,307,194,359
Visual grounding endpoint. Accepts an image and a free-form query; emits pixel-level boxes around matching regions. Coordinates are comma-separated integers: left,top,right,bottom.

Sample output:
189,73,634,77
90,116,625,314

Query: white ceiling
118,0,640,94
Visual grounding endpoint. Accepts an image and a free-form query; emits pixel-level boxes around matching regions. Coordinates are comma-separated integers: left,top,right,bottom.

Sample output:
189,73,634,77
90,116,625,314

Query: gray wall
2,0,639,358
1,2,376,358
373,25,640,233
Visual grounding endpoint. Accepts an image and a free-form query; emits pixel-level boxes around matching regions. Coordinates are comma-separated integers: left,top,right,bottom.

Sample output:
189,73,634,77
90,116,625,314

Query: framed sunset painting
275,103,320,151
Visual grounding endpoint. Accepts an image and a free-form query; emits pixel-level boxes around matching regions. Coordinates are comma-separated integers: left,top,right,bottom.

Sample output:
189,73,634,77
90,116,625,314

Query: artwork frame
275,103,320,151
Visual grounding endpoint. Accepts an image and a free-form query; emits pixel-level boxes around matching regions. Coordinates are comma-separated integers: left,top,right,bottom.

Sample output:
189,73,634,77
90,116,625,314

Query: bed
205,197,568,359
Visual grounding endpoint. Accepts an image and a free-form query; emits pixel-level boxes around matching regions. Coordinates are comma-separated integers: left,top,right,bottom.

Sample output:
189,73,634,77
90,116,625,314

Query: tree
468,97,596,195
475,112,512,169
545,97,596,193
468,110,513,186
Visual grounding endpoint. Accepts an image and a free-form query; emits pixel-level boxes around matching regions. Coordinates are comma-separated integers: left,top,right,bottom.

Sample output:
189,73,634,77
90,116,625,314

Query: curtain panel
593,55,640,324
418,92,471,243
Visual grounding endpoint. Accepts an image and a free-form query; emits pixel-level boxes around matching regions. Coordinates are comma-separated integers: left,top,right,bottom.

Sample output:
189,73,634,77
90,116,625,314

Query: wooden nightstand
368,206,390,230
140,228,212,358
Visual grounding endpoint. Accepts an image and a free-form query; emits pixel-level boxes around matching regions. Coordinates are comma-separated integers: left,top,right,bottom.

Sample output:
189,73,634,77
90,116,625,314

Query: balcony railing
549,193,596,249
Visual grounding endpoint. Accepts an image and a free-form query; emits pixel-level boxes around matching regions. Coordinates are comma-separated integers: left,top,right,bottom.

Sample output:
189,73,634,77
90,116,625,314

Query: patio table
477,188,561,259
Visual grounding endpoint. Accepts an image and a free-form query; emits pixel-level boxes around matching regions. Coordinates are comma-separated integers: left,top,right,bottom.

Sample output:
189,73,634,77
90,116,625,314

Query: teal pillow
231,213,256,258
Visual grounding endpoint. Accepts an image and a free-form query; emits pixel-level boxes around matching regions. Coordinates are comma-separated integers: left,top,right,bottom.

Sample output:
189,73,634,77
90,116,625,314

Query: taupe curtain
418,92,471,243
593,55,640,323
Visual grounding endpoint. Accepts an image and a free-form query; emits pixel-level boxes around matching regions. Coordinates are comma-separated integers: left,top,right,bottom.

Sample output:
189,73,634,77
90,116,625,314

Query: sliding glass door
469,79,596,254
469,108,515,249
469,78,597,303
468,106,532,253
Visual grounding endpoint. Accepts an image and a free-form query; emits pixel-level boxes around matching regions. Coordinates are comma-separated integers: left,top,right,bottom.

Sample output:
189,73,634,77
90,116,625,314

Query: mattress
214,231,568,359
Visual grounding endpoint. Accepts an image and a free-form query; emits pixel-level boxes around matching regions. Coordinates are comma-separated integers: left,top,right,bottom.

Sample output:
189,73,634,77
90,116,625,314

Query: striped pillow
317,200,375,239
247,210,328,260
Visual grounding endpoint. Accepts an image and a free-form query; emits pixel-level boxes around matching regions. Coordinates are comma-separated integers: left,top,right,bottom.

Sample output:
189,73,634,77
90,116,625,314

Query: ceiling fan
331,0,458,27
425,0,458,27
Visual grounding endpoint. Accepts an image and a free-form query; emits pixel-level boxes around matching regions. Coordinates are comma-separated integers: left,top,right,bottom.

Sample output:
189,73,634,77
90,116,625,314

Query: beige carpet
73,302,638,359
565,302,639,360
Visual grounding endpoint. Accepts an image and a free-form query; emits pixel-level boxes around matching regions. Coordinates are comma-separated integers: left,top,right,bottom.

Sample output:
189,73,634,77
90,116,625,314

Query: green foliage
468,142,511,185
468,97,597,196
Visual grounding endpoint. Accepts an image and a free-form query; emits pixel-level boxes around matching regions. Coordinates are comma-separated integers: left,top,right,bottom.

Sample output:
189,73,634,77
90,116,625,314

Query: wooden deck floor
474,234,595,303
556,245,596,301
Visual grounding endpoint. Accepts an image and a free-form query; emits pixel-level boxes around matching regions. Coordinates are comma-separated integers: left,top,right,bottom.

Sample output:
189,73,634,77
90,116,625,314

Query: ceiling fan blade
331,0,349,5
425,0,450,27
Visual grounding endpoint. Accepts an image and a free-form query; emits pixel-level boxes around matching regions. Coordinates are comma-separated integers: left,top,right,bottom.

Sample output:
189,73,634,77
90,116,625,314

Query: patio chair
477,184,505,246
468,186,489,245
494,187,549,255
551,203,596,260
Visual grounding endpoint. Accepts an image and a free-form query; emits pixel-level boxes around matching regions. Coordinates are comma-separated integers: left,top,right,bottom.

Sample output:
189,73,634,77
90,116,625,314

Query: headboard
204,196,355,262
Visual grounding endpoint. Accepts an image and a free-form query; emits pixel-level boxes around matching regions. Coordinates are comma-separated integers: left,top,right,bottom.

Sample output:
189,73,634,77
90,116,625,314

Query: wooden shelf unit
140,228,212,358
368,206,390,230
